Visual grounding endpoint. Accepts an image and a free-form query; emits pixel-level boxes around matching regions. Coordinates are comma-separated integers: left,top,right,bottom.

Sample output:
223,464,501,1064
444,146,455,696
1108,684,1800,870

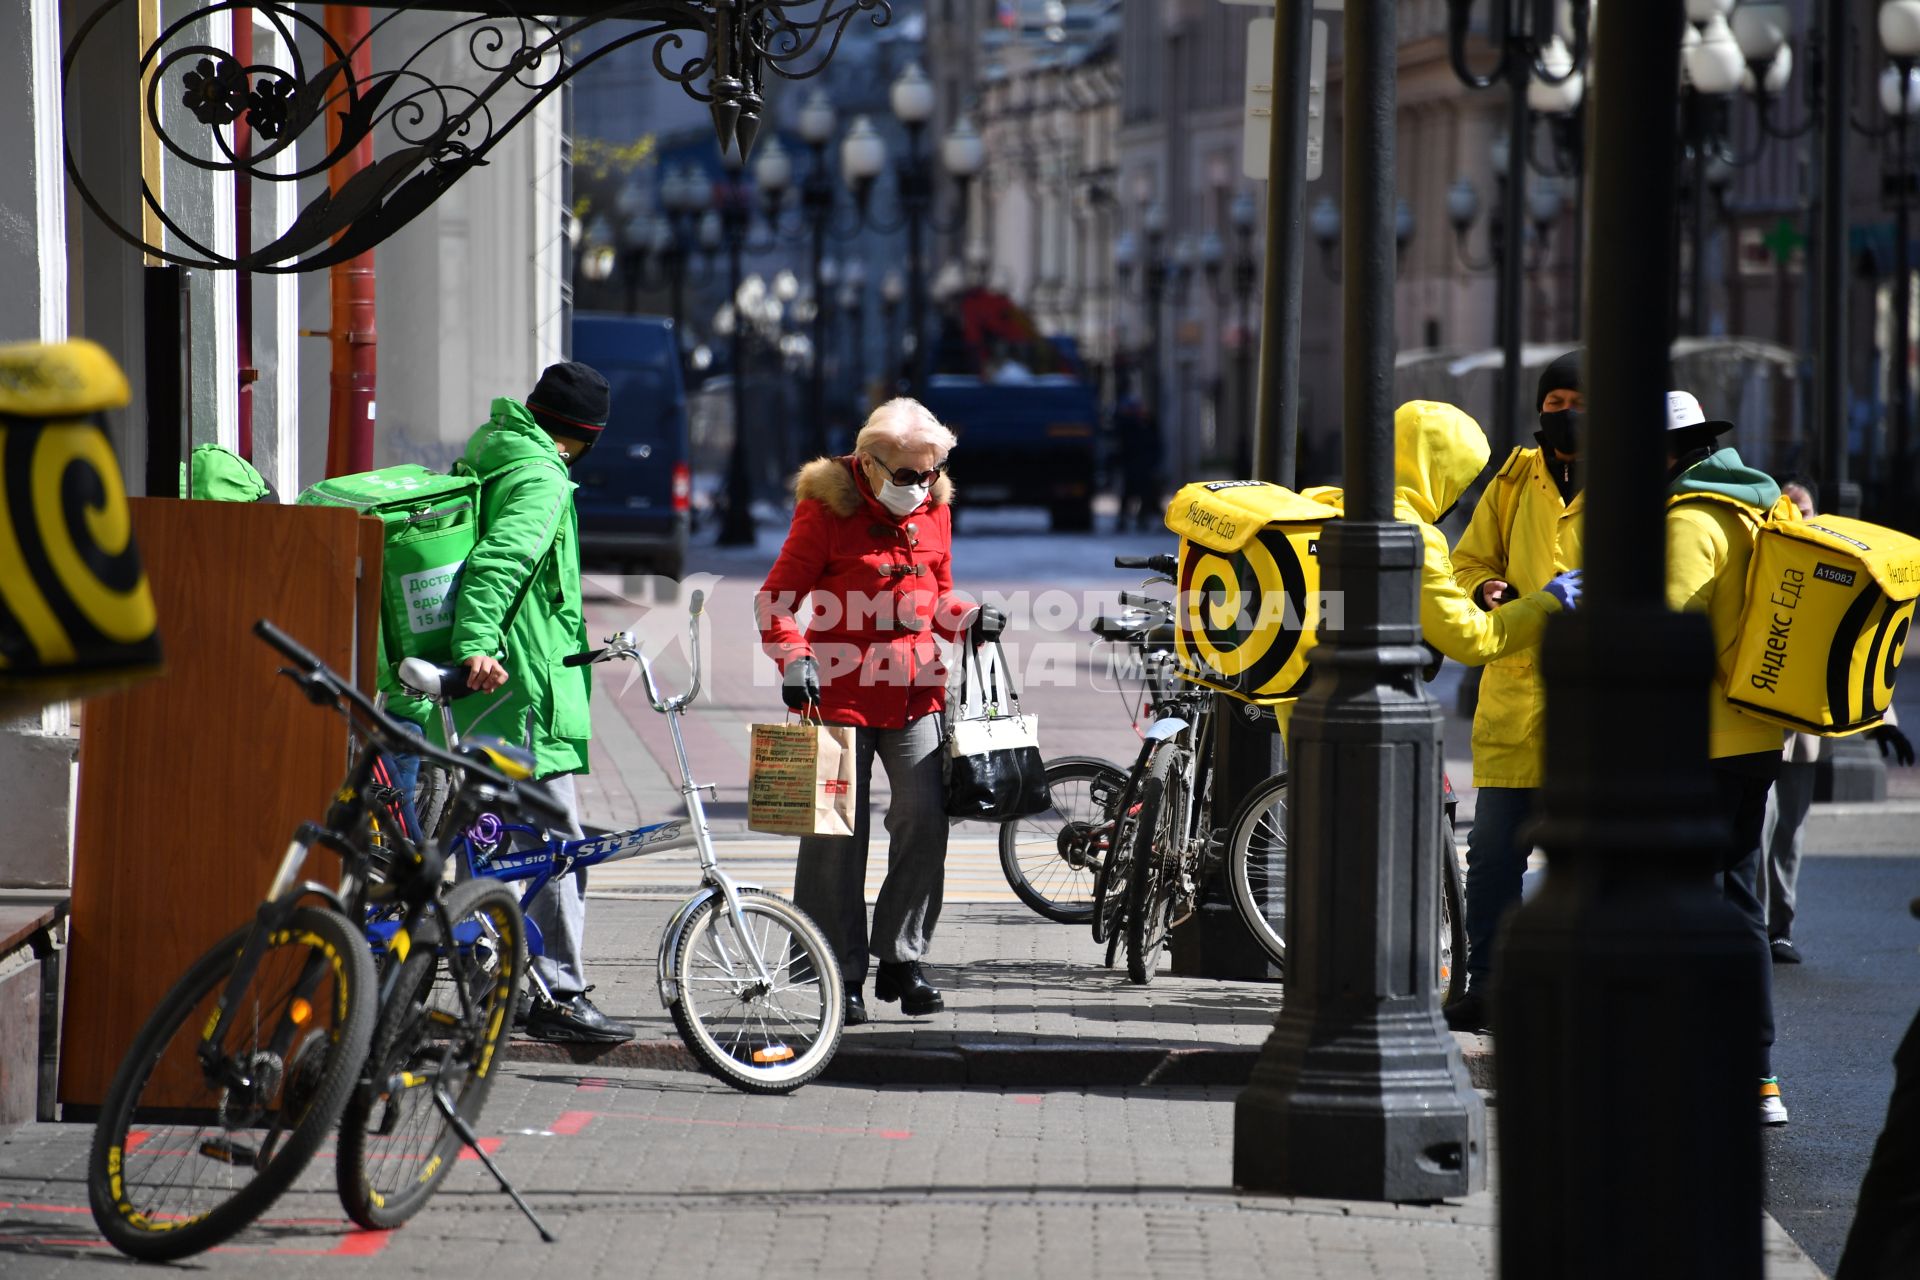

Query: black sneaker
1770,938,1803,965
525,993,636,1044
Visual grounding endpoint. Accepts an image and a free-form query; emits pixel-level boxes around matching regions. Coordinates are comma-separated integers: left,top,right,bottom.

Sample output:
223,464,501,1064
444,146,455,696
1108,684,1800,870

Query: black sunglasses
869,452,948,487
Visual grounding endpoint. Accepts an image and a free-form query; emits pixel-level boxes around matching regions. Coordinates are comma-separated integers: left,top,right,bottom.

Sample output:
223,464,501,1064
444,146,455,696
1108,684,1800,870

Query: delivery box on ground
1161,480,1343,705
1727,513,1920,735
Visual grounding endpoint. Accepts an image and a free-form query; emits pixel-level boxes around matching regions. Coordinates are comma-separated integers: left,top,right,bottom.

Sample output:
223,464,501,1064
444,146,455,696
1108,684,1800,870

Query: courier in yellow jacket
1663,389,1791,1124
1303,400,1580,667
1443,350,1585,1032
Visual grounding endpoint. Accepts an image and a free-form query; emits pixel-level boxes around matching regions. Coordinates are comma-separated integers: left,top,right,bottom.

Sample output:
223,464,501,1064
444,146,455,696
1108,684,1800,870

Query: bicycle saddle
397,656,475,701
457,735,536,782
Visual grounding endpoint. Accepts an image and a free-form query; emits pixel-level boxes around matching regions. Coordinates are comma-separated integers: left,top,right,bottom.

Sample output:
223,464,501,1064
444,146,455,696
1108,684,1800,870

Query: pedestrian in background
755,398,1004,1026
1445,349,1586,1032
1664,389,1792,1124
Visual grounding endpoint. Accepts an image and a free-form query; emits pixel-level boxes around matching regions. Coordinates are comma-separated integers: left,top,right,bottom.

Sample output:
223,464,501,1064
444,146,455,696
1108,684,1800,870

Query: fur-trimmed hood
793,454,952,518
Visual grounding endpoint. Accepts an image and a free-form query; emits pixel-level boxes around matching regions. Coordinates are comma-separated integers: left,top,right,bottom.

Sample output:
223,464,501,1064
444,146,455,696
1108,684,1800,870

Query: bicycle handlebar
562,648,601,668
1119,591,1174,614
1114,554,1177,576
254,618,529,801
562,589,708,713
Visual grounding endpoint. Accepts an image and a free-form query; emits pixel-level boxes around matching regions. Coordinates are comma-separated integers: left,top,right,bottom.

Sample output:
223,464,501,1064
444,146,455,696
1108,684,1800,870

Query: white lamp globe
1731,3,1789,63
753,137,793,196
1882,0,1920,60
797,89,837,148
880,269,905,305
1309,196,1340,248
840,116,888,185
1447,178,1480,231
942,115,987,178
890,63,936,126
1686,16,1746,96
1882,63,1920,117
1741,42,1794,95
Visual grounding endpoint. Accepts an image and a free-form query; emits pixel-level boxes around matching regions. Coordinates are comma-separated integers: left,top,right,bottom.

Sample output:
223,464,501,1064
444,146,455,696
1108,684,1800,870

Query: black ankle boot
874,960,944,1015
844,986,869,1026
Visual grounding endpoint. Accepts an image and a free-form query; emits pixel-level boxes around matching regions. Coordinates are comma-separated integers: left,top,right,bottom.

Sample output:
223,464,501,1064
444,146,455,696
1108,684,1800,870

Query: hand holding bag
747,713,859,837
944,638,1051,820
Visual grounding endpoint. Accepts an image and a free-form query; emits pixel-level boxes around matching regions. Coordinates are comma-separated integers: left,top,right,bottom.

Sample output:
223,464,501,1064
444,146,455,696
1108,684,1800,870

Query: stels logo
1813,562,1857,588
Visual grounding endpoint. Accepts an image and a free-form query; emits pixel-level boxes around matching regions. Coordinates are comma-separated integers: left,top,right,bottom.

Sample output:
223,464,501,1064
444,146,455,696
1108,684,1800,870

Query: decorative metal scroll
63,0,890,274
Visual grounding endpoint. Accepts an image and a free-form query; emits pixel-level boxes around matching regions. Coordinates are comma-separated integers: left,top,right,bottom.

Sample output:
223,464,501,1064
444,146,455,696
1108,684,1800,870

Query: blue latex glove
1542,569,1583,610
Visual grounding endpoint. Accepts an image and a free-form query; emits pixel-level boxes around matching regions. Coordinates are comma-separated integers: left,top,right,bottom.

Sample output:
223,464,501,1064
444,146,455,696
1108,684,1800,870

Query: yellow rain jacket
1666,447,1794,761
1303,401,1566,668
1452,447,1586,787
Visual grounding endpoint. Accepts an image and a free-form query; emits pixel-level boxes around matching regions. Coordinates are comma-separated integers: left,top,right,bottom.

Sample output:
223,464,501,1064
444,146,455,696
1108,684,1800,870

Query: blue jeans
387,717,425,800
1464,786,1537,995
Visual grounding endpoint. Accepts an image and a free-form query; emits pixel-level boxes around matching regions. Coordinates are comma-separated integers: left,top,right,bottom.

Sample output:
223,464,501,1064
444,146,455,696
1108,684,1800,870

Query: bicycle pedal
199,1137,259,1168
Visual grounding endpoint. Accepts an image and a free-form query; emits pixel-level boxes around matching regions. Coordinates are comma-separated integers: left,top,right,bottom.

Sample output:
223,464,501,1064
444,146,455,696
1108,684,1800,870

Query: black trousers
1711,754,1778,1079
1838,1005,1920,1278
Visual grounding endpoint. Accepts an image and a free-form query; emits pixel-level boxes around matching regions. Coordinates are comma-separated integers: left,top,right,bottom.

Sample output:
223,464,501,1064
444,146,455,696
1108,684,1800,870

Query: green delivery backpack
297,465,482,673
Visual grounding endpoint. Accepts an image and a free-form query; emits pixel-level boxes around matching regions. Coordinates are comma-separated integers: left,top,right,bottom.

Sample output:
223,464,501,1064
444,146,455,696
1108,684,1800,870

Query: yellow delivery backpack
1162,480,1342,704
1709,503,1920,735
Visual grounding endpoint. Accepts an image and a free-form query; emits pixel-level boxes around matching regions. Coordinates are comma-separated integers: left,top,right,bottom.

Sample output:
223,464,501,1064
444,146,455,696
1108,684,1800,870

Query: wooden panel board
59,500,379,1109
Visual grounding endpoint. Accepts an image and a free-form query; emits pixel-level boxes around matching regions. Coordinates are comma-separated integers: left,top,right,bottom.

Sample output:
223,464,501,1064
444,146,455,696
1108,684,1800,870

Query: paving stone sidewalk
0,1067,1822,1278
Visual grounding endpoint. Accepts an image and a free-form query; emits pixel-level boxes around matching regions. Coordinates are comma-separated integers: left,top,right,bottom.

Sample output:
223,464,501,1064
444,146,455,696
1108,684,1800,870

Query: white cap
1665,389,1735,435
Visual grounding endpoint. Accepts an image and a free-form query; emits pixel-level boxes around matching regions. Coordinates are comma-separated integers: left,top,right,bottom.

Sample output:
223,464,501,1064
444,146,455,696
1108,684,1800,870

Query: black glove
1871,723,1915,767
781,656,821,712
970,604,1007,645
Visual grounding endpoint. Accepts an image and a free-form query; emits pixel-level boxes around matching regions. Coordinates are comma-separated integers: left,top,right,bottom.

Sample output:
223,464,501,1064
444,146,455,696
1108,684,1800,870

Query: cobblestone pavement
0,1067,1822,1278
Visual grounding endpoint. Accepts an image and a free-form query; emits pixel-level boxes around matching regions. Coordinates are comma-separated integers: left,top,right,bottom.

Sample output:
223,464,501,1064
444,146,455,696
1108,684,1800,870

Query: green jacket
437,397,592,777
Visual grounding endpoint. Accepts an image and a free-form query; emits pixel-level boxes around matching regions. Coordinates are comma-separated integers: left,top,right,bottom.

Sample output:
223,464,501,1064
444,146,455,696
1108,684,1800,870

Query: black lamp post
840,260,868,418
1446,145,1567,339
1201,190,1261,476
1113,201,1185,472
1446,0,1590,453
714,151,760,548
1234,0,1484,1202
839,64,982,399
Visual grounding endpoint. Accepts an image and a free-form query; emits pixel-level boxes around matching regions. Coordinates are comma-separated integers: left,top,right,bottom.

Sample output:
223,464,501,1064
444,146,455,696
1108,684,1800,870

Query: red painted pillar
323,5,376,478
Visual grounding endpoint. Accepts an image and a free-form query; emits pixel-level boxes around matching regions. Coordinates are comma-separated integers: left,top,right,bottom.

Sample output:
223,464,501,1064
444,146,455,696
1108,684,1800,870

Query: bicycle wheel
1224,772,1290,969
999,756,1127,924
1125,743,1188,984
1091,776,1141,954
87,906,376,1262
337,879,528,1230
668,889,844,1094
1438,815,1468,1007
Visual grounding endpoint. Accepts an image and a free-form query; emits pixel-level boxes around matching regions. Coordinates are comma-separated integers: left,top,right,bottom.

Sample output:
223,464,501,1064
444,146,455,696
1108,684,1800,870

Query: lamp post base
1233,522,1484,1203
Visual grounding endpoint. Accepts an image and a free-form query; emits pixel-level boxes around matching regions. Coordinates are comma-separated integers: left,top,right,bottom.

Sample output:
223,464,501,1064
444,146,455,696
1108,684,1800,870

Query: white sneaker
1760,1077,1789,1126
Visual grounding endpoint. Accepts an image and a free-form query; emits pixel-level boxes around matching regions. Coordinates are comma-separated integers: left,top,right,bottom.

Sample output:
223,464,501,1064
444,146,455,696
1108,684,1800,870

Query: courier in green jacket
450,361,633,1045
1664,388,1793,1127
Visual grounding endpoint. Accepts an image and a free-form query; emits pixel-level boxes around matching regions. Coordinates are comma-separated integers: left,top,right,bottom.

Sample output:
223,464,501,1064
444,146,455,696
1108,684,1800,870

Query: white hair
855,398,956,458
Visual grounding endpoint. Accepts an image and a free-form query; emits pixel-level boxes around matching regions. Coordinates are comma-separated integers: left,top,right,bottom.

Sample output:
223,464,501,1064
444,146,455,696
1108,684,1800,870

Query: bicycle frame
417,594,779,1005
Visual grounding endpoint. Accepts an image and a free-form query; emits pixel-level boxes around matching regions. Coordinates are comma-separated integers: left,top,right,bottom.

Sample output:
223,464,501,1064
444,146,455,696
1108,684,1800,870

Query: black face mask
1538,407,1583,457
559,434,599,467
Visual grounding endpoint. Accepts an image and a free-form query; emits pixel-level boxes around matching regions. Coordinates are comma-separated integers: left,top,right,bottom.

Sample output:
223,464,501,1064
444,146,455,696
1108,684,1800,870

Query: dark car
919,372,1099,531
571,313,691,580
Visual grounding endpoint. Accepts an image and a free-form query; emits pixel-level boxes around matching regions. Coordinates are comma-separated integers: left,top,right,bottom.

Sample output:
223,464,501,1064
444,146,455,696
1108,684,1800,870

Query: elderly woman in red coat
755,398,1002,1025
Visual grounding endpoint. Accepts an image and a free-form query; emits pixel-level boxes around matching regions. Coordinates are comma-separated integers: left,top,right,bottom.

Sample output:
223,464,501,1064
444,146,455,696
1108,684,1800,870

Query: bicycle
394,590,846,1094
87,621,559,1261
996,554,1185,925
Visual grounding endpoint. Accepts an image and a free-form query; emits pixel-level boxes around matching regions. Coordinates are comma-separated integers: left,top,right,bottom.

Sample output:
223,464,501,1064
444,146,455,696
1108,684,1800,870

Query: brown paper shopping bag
747,720,859,837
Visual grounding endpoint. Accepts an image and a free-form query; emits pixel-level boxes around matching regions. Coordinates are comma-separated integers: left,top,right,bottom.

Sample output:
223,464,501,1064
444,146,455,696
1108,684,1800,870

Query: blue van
570,313,691,580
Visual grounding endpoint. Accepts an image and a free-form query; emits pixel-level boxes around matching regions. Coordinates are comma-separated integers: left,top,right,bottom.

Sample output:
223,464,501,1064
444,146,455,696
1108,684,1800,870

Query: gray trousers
518,772,589,1001
793,712,949,987
1762,760,1816,943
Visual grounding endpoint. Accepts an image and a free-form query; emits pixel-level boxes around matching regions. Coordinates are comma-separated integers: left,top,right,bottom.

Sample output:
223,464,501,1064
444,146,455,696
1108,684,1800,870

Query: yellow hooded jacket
1450,446,1587,787
1303,401,1565,670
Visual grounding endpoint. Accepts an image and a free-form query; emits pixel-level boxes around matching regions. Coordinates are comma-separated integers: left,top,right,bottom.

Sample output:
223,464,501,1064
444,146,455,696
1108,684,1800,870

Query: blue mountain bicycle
395,591,846,1094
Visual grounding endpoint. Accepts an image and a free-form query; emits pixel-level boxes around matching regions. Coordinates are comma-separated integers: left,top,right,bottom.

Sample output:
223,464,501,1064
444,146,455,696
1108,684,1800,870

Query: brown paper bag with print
746,721,858,837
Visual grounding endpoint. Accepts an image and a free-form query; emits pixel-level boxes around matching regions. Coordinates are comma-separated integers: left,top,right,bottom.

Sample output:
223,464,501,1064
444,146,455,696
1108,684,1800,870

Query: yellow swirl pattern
32,421,157,644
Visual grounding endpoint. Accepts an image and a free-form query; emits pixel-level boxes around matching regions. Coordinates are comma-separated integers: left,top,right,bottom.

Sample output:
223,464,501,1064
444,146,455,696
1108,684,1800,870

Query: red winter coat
756,456,973,729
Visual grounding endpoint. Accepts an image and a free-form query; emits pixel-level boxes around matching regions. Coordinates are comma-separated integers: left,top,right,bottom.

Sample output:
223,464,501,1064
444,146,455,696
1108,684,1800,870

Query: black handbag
943,639,1052,820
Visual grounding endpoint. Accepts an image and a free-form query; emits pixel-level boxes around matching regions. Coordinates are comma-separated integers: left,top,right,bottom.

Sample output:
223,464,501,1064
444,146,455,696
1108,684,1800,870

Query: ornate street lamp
1446,0,1591,451
1304,196,1415,279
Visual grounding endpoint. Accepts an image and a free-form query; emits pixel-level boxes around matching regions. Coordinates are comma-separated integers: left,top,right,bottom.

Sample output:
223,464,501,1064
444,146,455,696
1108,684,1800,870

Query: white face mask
876,477,930,517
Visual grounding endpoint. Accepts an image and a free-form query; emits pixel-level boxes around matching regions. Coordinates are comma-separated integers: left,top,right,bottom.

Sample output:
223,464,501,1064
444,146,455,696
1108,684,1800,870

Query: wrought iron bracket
64,0,890,273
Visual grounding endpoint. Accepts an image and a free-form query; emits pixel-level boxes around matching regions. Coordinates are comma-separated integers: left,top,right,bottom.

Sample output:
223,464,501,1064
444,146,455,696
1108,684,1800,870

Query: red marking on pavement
575,1077,614,1093
327,1230,393,1257
123,1130,152,1154
550,1109,597,1135
593,1109,910,1140
457,1137,504,1162
1012,1095,1044,1105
